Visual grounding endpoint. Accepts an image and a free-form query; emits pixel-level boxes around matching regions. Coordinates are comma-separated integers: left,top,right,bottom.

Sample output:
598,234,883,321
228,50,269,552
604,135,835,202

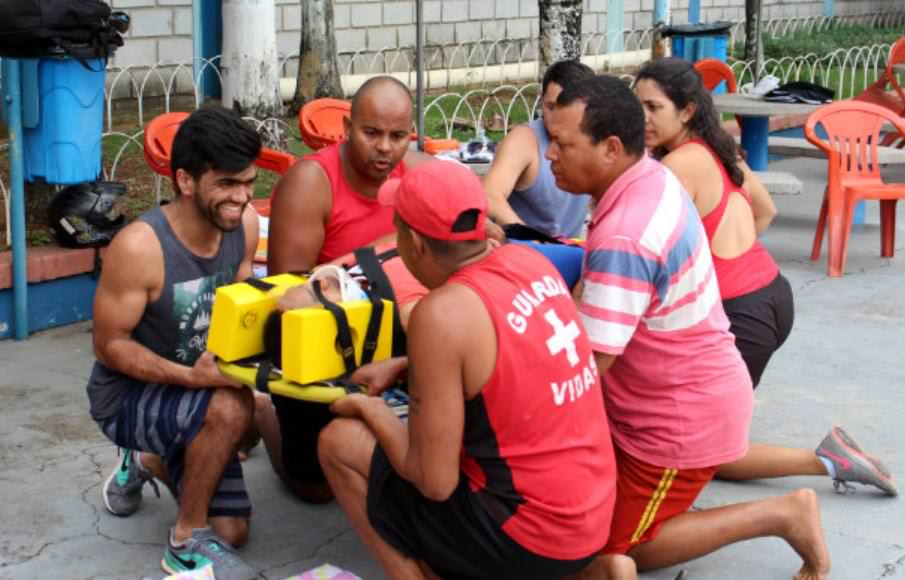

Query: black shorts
271,394,334,485
723,273,795,388
366,445,594,580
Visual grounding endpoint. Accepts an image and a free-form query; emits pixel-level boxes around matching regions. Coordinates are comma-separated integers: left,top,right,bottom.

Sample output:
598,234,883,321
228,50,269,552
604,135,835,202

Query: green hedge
731,24,905,60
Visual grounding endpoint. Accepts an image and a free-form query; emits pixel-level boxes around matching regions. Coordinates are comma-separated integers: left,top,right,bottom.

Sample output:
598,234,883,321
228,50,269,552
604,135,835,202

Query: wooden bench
755,170,803,196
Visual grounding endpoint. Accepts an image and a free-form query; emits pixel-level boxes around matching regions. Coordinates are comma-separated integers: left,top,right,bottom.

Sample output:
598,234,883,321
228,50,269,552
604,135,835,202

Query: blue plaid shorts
98,383,251,518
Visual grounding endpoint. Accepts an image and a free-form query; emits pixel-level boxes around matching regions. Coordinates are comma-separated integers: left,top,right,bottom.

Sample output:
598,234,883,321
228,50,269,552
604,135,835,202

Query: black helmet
48,181,127,248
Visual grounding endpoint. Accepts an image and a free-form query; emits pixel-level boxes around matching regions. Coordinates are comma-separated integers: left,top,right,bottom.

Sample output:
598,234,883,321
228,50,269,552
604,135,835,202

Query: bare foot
782,489,831,580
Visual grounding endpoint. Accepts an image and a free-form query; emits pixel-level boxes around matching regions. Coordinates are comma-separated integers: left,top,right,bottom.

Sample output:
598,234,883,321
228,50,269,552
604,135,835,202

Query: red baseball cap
378,160,487,241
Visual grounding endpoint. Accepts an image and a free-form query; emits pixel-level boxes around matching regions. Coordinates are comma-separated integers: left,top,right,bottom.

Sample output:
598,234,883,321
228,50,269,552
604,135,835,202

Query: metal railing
729,43,896,98
88,10,905,130
2,9,905,246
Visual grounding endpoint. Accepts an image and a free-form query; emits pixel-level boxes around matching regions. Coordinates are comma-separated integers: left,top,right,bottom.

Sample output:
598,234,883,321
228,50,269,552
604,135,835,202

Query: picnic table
712,93,822,171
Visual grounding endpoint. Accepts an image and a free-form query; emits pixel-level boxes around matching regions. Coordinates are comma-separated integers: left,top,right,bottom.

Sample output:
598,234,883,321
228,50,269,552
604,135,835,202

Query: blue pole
739,116,770,171
689,0,701,24
823,0,834,17
2,59,30,339
606,0,625,53
192,0,205,98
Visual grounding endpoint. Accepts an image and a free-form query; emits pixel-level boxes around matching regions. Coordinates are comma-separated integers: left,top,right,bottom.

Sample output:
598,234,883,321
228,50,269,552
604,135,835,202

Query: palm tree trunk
744,0,764,81
292,0,343,115
538,0,583,69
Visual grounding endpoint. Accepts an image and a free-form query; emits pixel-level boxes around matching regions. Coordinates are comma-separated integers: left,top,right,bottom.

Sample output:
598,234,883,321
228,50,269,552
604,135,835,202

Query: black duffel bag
0,0,127,60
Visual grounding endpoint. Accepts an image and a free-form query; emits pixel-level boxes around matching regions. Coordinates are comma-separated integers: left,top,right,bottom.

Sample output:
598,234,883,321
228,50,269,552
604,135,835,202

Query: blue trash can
18,56,106,185
662,21,733,64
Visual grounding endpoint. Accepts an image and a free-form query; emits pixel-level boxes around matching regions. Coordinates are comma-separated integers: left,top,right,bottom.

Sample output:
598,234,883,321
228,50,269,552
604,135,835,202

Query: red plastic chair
885,36,905,113
693,58,742,129
143,112,189,177
853,37,905,119
694,58,738,93
804,100,905,277
255,148,296,175
143,112,297,178
298,98,351,150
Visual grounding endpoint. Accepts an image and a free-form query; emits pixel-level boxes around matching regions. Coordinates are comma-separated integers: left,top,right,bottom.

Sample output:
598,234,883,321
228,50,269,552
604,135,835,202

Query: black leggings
722,273,795,388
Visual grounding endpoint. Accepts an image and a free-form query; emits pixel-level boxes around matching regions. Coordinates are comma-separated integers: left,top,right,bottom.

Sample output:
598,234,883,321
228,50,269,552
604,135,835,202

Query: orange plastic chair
853,37,905,118
885,36,905,113
298,98,351,149
143,112,297,177
804,100,905,277
143,112,189,177
694,58,738,93
423,137,460,155
255,148,296,175
693,58,742,129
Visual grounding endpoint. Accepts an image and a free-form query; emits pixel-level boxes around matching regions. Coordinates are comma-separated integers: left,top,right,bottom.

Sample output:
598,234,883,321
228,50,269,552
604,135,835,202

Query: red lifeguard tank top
681,139,779,300
305,143,407,264
449,244,616,560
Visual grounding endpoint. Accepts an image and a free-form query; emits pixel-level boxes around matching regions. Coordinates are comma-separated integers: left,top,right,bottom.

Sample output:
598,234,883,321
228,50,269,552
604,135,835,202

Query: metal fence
83,38,905,217
729,43,897,98
2,10,905,246
87,10,905,133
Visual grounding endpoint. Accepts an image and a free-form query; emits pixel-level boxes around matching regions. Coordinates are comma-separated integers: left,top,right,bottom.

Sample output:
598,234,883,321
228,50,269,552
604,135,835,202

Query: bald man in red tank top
268,76,432,274
258,77,432,503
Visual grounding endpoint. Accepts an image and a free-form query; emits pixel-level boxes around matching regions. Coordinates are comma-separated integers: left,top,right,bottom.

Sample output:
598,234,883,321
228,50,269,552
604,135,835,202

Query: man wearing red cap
316,160,623,579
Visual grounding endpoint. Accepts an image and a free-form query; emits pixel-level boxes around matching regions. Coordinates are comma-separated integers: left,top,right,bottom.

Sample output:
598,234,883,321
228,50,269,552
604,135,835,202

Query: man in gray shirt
482,60,594,239
88,107,260,579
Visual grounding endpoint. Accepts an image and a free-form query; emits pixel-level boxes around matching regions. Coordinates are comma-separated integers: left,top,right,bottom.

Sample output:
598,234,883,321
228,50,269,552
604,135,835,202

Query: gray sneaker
816,426,897,496
101,449,158,516
162,527,257,579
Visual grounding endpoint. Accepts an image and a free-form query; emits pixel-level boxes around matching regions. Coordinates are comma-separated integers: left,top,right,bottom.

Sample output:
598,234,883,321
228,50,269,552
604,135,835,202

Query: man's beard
195,194,244,232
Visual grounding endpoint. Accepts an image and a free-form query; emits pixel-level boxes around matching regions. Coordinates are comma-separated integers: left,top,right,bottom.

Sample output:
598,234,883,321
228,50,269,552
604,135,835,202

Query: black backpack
764,82,835,105
0,0,126,61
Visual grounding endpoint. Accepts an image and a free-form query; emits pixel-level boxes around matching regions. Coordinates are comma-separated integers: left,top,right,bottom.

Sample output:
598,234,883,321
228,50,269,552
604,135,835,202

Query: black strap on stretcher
238,257,388,394
354,247,407,357
237,276,280,394
305,279,381,393
242,276,277,292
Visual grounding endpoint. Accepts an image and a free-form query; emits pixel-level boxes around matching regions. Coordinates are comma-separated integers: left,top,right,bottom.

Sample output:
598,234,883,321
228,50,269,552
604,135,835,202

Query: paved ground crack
80,445,161,549
0,542,52,568
879,551,905,578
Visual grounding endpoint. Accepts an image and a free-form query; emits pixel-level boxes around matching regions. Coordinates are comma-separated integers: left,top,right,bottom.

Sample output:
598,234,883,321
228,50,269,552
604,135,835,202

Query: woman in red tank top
628,58,896,497
634,57,790,387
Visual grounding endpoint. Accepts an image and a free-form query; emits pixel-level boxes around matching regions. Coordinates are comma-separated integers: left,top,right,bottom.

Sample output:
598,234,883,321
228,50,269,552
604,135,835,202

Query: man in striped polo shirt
544,75,830,580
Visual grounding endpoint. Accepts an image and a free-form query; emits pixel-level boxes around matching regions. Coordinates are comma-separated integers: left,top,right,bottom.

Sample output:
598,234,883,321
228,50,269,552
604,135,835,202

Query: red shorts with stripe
603,445,720,555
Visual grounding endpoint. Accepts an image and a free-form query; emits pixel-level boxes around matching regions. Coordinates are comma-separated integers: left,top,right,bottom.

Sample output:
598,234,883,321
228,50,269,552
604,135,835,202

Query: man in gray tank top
482,60,595,239
87,108,261,579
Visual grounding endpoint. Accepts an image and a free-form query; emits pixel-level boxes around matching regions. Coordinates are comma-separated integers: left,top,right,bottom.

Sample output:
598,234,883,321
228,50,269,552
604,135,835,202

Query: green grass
422,88,539,143
730,24,905,60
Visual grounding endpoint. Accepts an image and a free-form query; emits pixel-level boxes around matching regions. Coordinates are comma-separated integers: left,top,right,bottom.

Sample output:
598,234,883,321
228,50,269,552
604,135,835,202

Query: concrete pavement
1,157,903,579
